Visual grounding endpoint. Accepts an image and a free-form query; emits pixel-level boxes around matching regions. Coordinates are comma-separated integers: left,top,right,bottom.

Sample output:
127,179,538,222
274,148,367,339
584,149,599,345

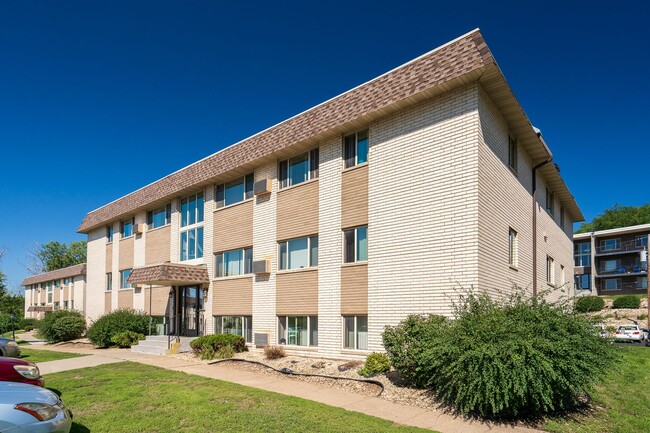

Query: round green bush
383,293,617,418
87,309,149,347
19,318,40,331
39,310,86,343
612,295,641,309
574,296,605,313
190,334,247,360
111,330,145,348
358,352,391,377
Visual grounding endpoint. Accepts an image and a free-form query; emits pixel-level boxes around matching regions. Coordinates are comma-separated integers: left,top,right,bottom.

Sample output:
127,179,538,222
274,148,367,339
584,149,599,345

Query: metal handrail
596,239,648,254
598,262,648,275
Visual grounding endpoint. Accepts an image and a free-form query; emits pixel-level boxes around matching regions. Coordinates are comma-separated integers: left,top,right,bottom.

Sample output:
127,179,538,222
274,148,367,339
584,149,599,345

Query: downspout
531,128,553,297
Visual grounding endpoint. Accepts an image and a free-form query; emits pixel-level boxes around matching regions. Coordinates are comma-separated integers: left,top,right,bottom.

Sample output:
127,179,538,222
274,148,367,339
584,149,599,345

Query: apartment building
574,224,649,296
22,263,87,319
77,29,582,356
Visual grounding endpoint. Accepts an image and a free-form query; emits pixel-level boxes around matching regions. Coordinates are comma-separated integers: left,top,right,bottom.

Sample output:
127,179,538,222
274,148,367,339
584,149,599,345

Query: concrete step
131,344,169,356
131,335,199,355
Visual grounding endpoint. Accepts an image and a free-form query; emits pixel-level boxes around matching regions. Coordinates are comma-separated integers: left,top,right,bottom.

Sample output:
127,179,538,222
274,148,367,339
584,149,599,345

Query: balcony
597,280,648,293
595,239,648,256
597,262,648,276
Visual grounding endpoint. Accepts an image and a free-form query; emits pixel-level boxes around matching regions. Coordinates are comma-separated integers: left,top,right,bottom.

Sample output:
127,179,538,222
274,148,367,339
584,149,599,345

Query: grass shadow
71,422,91,433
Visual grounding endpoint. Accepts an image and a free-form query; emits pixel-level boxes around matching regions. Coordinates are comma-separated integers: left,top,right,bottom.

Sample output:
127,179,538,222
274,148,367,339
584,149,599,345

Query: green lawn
19,348,87,363
544,346,650,433
1,330,24,338
47,362,433,433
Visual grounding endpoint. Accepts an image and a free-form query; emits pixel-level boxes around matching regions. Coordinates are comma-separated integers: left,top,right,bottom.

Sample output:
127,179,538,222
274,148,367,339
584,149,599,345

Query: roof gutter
531,128,553,298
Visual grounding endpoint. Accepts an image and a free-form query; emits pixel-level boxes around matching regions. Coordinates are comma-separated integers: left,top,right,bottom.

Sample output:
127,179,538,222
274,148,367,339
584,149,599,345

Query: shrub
264,345,286,360
638,313,648,321
190,334,247,360
19,318,39,331
215,345,235,359
612,295,641,309
87,309,149,347
574,296,605,313
39,310,86,343
111,330,145,348
358,353,390,377
383,292,617,418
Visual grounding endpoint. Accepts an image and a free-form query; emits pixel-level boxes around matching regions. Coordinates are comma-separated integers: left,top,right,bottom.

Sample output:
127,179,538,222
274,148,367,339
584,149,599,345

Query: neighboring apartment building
574,224,649,296
77,29,582,356
22,263,87,319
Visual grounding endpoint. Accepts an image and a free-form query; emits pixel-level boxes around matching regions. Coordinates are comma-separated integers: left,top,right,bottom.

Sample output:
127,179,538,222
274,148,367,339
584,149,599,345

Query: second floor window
107,224,114,242
216,174,254,208
344,130,369,168
106,273,112,291
181,192,204,227
180,192,205,261
278,236,318,270
546,255,554,284
181,227,204,261
215,248,253,277
120,269,132,289
574,241,591,267
279,149,319,189
508,228,518,267
147,204,171,229
344,226,368,263
508,136,518,173
121,218,134,238
601,238,620,251
545,188,554,216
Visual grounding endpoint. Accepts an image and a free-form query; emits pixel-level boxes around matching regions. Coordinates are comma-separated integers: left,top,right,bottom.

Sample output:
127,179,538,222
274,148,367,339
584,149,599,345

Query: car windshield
618,326,636,331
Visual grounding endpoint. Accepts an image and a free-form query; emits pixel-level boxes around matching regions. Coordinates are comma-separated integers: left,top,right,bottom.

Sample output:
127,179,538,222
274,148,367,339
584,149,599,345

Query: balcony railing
597,281,648,292
596,239,648,255
598,262,648,275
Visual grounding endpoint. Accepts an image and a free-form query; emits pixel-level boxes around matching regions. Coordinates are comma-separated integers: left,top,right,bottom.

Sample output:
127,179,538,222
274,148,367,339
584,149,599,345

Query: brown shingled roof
21,263,87,286
78,29,494,233
128,263,209,286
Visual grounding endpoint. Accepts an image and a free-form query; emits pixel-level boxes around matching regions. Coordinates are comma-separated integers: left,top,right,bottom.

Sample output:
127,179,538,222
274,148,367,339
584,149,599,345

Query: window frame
508,228,518,267
215,247,253,278
574,241,592,267
278,236,318,270
603,278,621,291
107,224,114,243
635,235,648,248
545,188,554,216
120,269,133,289
180,192,205,228
147,204,172,230
575,274,591,291
546,255,555,285
215,173,254,208
343,226,368,263
120,217,135,238
508,135,518,174
180,192,205,261
342,315,368,350
106,273,113,291
278,148,319,189
214,315,253,343
277,315,318,347
343,130,369,169
600,238,621,251
180,227,204,261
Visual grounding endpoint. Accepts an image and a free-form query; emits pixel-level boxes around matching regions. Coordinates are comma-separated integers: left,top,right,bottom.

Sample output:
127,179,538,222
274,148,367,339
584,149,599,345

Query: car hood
0,383,59,405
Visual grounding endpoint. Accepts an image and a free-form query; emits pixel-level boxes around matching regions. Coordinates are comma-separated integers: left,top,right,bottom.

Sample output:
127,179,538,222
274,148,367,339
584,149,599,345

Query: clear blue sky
1,1,648,291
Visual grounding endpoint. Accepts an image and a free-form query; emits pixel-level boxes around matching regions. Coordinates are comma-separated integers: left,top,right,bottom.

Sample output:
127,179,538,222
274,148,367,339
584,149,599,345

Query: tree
0,248,24,317
576,204,650,233
26,240,87,274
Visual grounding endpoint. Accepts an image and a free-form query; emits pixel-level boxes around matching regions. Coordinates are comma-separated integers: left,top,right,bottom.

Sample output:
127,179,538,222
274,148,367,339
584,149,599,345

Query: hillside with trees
576,204,650,233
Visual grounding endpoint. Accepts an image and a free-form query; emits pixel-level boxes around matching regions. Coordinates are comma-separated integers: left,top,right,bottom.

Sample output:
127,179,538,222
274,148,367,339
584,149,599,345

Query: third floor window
279,149,319,189
574,241,591,267
181,192,204,227
147,204,171,229
216,173,254,208
120,218,134,238
344,130,368,168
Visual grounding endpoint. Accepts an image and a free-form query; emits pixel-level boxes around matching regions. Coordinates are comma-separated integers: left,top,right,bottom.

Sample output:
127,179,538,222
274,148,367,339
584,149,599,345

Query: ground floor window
214,315,253,343
575,274,591,291
63,301,68,309
149,316,166,336
343,316,368,350
278,316,317,347
54,301,60,309
603,278,620,290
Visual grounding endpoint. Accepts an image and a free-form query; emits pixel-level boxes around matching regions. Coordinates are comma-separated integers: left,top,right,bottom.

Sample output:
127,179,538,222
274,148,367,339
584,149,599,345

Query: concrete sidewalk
29,340,543,433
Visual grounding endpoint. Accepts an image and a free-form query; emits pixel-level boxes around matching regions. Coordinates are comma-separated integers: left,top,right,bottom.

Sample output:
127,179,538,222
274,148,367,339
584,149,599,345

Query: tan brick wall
341,263,368,315
277,179,319,240
341,164,368,229
119,236,134,270
145,225,171,265
276,269,318,315
212,276,253,315
86,227,108,321
118,289,134,309
144,286,171,316
213,200,253,252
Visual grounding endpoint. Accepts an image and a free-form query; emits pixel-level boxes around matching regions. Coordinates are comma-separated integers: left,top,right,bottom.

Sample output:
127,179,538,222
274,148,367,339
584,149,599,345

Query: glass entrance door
176,286,204,337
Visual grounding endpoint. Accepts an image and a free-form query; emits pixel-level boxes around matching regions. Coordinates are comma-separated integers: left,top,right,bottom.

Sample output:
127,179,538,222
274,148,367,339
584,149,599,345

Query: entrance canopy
27,306,53,312
127,263,209,287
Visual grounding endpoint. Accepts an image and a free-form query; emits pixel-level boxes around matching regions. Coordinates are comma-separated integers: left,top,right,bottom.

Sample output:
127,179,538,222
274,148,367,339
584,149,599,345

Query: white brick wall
317,136,344,355
367,85,482,351
203,186,215,334
252,162,278,344
86,227,107,321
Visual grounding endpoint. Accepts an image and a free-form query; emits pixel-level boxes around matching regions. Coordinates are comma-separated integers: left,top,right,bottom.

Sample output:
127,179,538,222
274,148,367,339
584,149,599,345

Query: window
278,316,318,347
54,279,60,288
121,218,134,237
180,192,205,261
508,135,518,173
560,207,565,228
147,204,171,229
216,173,254,208
47,283,53,304
637,277,648,290
343,316,368,350
545,188,554,216
63,301,68,309
600,238,620,251
54,301,60,309
180,227,204,261
215,316,253,343
107,224,114,242
575,274,591,291
215,248,253,277
120,269,132,289
70,300,74,310
106,273,112,291
278,149,319,189
344,130,369,168
574,242,591,267
278,236,318,270
64,278,70,285
546,255,554,284
344,226,368,263
603,259,620,273
180,192,204,227
508,228,518,267
636,235,648,248
603,278,620,291
560,265,566,286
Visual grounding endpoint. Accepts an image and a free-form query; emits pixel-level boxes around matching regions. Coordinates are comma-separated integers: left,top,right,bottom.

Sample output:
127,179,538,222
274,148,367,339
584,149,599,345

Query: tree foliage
0,249,24,317
576,204,650,233
27,240,87,274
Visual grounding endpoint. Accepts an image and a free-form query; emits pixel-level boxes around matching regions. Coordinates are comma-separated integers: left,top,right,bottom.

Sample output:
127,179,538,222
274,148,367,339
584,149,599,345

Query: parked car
0,337,21,357
0,357,44,386
0,382,72,433
613,324,645,343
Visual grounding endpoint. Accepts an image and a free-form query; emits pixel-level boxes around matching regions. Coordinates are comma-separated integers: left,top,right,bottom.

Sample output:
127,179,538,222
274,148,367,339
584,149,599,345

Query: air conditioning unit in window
254,332,269,347
133,224,144,235
253,259,270,275
254,179,272,196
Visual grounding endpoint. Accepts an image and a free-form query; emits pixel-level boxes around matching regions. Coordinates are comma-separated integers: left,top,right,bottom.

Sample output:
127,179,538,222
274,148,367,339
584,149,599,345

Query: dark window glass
245,173,255,199
279,160,288,189
344,229,355,263
344,134,356,168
